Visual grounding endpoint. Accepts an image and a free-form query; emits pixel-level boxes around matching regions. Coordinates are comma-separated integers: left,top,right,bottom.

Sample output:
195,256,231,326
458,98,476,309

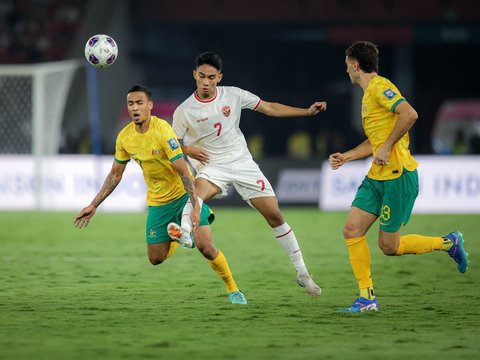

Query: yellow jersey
114,116,187,206
362,76,418,180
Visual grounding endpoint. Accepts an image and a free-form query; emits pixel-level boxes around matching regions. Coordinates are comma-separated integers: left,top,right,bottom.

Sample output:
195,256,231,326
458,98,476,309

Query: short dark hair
195,51,223,71
346,41,379,73
127,85,152,101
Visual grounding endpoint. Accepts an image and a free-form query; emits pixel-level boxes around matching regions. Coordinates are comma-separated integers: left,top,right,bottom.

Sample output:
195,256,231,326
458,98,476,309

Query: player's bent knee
265,211,284,228
377,236,399,256
148,256,165,265
379,243,397,256
343,226,361,239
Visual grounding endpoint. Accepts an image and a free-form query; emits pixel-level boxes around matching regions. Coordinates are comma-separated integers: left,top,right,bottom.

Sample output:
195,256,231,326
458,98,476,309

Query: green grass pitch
1,209,479,359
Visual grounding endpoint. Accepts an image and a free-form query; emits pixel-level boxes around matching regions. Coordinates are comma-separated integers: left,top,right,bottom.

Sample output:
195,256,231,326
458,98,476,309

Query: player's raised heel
167,222,194,249
296,273,322,296
445,231,469,273
228,291,247,305
337,297,379,313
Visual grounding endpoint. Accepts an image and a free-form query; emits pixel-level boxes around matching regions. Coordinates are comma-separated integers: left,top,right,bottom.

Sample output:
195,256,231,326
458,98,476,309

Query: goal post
0,59,83,208
0,59,82,155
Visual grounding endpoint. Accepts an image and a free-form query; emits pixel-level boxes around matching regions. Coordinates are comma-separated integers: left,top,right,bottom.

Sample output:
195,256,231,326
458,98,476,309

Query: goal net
0,59,81,156
0,59,83,209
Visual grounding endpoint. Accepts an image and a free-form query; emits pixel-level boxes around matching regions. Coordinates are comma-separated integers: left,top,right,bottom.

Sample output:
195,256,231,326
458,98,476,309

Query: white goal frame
0,59,82,208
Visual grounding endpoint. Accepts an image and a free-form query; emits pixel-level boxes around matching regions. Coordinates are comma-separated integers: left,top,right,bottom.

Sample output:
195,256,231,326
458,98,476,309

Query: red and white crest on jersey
222,105,231,117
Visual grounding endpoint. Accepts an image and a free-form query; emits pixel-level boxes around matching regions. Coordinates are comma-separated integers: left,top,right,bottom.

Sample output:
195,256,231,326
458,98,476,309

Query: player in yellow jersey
74,85,247,305
329,41,469,313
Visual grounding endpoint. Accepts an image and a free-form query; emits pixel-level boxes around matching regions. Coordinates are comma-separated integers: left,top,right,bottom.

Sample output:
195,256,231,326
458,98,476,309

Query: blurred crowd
0,0,85,63
2,0,478,159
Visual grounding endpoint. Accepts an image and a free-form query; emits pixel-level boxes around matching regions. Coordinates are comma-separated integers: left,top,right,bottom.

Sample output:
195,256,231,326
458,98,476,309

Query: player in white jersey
171,52,327,296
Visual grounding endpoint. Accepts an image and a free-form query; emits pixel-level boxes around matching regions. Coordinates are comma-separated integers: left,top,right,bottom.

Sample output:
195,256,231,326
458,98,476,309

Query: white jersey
173,86,262,170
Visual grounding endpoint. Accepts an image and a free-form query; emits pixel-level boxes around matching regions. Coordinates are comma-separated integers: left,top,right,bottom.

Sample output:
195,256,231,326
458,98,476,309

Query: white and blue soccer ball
84,34,118,68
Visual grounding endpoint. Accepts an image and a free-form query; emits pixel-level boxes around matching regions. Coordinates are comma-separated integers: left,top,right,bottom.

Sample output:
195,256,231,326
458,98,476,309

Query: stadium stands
133,0,479,22
0,0,87,63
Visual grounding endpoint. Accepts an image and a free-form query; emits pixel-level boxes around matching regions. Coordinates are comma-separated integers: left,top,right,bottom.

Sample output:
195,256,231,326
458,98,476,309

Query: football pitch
1,209,478,360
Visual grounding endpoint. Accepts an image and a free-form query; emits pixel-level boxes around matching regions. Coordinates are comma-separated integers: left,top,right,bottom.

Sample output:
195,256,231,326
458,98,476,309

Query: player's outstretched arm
256,100,327,117
74,161,126,228
171,157,201,234
329,139,373,170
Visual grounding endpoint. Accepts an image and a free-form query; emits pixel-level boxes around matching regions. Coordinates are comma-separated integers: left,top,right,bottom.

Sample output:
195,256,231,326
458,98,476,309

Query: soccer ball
84,34,118,68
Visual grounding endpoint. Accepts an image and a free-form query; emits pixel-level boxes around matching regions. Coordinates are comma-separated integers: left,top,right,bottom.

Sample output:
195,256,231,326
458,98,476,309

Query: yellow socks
346,236,373,293
166,241,180,258
360,287,375,300
442,237,454,251
347,234,450,299
396,234,444,255
208,250,239,293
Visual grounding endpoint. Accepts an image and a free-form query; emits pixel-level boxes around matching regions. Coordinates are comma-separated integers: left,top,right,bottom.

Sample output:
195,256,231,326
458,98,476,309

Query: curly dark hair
346,41,379,73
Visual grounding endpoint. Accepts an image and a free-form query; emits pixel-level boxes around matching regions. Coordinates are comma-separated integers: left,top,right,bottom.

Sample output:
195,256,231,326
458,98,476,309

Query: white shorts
195,158,275,201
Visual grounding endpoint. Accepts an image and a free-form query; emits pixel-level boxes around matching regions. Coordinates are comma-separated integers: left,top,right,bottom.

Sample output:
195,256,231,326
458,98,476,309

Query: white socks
272,222,308,276
181,197,204,233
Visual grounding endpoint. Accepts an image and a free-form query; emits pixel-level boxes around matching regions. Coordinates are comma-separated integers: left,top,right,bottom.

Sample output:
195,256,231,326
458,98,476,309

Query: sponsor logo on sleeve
167,138,179,150
383,89,396,100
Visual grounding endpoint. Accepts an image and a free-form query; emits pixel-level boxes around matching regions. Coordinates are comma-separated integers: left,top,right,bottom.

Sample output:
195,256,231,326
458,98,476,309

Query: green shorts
352,169,419,232
145,193,215,244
